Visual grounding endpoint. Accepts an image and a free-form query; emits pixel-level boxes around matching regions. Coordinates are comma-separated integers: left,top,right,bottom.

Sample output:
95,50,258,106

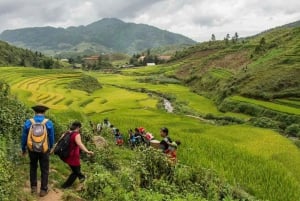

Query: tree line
0,40,62,68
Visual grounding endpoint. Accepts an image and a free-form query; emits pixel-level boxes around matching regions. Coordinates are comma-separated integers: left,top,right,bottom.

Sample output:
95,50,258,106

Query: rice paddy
1,66,300,200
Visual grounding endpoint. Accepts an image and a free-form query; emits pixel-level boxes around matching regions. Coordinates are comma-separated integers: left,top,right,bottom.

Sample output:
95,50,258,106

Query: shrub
68,75,102,93
285,124,300,137
0,145,18,201
249,117,281,130
82,166,119,201
133,147,175,188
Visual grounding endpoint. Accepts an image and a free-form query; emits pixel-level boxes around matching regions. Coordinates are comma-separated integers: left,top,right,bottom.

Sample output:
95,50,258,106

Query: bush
285,124,300,137
133,147,175,188
249,117,281,130
68,75,102,93
0,146,18,201
82,166,119,201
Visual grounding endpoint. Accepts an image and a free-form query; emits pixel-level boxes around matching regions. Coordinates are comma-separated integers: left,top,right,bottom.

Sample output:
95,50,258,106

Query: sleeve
46,120,55,149
21,120,31,152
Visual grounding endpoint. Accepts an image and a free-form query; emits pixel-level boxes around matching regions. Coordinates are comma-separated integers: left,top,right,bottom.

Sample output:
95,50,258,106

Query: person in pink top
61,121,94,189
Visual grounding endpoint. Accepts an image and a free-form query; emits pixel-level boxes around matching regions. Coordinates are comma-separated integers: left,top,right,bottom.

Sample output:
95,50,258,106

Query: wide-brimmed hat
31,105,49,113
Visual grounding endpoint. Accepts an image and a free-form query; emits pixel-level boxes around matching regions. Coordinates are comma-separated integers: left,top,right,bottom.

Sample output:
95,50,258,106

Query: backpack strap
29,118,48,125
41,118,48,125
29,118,35,124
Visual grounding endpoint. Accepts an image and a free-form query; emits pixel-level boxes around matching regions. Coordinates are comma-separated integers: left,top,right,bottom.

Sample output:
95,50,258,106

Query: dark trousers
28,151,49,191
62,165,85,188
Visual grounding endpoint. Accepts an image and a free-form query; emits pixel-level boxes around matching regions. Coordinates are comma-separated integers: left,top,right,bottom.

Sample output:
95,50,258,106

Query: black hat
161,127,169,134
31,105,49,113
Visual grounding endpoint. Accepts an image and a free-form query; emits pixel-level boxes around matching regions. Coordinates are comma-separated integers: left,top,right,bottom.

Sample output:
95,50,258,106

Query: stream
164,99,174,113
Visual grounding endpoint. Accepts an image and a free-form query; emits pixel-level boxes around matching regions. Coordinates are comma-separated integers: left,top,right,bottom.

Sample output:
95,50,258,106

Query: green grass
209,68,233,78
275,98,300,108
231,95,300,115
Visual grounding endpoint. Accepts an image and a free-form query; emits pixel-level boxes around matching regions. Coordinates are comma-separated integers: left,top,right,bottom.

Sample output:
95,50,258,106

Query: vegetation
0,40,63,68
68,75,102,93
1,66,300,200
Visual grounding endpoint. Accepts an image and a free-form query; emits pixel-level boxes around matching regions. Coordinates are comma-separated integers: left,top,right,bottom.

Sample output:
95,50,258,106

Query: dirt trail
24,181,63,201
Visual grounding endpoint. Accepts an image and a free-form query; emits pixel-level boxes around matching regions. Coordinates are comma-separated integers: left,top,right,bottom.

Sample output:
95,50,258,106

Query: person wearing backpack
61,121,94,189
21,105,55,197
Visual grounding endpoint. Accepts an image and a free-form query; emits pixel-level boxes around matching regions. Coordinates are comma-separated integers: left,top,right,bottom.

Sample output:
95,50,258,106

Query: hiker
102,118,111,128
144,131,154,145
61,121,94,189
159,127,172,152
21,105,55,197
134,127,143,145
128,129,135,147
165,140,181,163
110,124,117,136
114,128,124,145
96,118,111,133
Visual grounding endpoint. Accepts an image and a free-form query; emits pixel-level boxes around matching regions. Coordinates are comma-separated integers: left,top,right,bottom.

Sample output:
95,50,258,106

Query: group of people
96,118,181,162
94,118,125,145
21,106,181,198
21,105,94,197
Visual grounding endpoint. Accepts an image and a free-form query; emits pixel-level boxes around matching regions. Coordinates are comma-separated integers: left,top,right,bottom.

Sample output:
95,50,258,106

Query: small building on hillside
147,63,156,66
83,55,100,65
73,63,82,69
60,58,69,63
158,55,172,61
138,56,146,62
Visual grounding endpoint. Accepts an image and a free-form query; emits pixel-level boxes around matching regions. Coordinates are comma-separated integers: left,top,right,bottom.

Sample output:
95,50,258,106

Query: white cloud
0,0,299,41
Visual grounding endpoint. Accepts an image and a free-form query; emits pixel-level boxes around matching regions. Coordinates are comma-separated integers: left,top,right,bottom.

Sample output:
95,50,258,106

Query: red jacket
64,132,80,166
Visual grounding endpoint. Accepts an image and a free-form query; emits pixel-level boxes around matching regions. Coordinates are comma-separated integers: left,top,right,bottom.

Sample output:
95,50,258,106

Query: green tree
211,34,216,41
224,33,230,45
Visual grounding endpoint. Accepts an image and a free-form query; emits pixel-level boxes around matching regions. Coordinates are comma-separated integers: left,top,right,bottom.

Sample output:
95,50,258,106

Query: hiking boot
31,186,37,194
39,189,49,197
79,176,86,183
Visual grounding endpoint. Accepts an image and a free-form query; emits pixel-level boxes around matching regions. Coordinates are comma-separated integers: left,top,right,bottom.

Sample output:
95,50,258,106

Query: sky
0,0,299,42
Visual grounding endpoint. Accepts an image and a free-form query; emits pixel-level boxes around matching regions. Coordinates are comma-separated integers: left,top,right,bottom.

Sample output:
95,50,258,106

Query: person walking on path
61,121,94,189
21,105,55,197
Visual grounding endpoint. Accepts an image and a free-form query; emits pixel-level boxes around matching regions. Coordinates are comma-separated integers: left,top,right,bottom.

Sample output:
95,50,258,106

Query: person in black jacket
159,127,172,152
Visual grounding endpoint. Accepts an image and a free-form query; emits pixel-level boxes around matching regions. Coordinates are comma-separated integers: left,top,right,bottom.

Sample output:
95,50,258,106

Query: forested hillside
0,40,62,68
168,26,300,134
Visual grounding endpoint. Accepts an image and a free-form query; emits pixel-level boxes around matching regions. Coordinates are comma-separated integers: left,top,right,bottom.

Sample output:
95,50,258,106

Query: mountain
0,18,196,55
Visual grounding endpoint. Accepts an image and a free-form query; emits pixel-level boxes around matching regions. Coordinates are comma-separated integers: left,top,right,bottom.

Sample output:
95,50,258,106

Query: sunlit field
1,67,300,200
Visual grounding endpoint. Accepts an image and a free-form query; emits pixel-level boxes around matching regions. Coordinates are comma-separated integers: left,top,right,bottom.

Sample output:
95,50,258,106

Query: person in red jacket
61,121,94,189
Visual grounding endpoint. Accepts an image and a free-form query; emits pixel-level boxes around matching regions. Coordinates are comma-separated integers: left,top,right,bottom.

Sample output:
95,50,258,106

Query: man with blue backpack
21,105,55,197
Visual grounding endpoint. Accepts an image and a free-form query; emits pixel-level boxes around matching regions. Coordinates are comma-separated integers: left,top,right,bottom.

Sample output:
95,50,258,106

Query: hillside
0,18,196,55
173,27,300,100
279,19,300,28
163,26,300,134
0,40,63,68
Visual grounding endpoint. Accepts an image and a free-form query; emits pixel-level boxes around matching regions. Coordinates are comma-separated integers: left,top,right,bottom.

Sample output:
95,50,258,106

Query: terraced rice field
1,67,300,201
231,95,300,115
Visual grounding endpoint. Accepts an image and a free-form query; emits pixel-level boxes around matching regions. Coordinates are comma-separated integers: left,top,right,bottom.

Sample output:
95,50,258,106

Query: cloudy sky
0,0,299,41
